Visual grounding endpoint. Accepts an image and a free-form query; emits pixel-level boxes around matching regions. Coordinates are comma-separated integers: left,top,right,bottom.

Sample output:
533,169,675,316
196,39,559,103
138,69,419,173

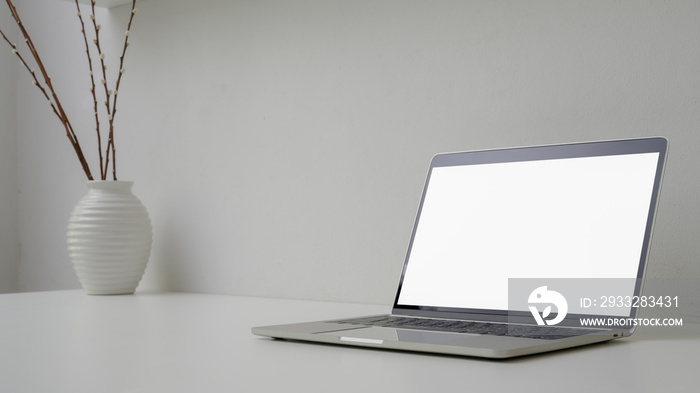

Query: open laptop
252,137,668,358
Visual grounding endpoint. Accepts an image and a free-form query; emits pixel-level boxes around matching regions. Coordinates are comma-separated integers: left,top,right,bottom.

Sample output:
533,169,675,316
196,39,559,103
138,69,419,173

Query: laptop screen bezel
390,137,668,328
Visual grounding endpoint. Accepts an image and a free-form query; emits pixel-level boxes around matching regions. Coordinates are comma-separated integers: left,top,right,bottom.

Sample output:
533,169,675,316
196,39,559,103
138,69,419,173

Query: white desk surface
1,290,697,392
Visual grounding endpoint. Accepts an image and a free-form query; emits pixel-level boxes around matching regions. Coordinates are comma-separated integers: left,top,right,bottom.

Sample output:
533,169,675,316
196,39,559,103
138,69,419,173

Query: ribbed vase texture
67,181,152,295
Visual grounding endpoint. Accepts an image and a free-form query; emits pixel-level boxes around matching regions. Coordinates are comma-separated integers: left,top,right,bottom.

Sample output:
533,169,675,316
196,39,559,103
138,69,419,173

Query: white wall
0,7,19,293
7,0,700,320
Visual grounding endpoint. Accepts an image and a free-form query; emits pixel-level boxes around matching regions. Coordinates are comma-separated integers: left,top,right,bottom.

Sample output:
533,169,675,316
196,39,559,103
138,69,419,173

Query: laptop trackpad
319,327,398,344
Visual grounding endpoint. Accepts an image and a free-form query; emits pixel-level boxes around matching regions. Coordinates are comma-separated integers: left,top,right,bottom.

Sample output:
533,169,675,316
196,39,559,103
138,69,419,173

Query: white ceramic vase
67,181,152,295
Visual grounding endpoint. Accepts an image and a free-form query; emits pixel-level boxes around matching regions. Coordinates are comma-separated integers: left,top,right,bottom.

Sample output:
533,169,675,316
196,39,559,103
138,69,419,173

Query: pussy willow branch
73,0,104,179
2,0,94,180
0,30,49,101
105,0,138,181
88,1,111,119
1,0,138,181
76,0,137,180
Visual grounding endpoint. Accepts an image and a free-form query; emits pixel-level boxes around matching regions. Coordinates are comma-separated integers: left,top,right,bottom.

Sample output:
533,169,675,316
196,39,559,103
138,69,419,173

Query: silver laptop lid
392,138,668,327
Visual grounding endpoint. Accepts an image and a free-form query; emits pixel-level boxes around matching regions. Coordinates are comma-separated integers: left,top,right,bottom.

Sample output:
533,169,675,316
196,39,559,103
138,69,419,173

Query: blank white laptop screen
396,152,660,311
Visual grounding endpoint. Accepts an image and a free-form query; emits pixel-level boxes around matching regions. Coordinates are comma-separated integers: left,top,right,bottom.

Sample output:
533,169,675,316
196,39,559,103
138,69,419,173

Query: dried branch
3,0,93,180
1,30,52,109
1,0,139,181
73,0,104,179
104,0,137,181
88,1,112,119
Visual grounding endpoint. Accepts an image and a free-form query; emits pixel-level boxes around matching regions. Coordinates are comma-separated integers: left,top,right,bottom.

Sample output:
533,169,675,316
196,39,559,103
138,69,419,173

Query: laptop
252,137,668,358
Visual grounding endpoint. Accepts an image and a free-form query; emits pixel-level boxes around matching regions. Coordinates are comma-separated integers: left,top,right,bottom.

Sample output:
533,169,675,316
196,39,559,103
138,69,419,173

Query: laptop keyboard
334,316,596,340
